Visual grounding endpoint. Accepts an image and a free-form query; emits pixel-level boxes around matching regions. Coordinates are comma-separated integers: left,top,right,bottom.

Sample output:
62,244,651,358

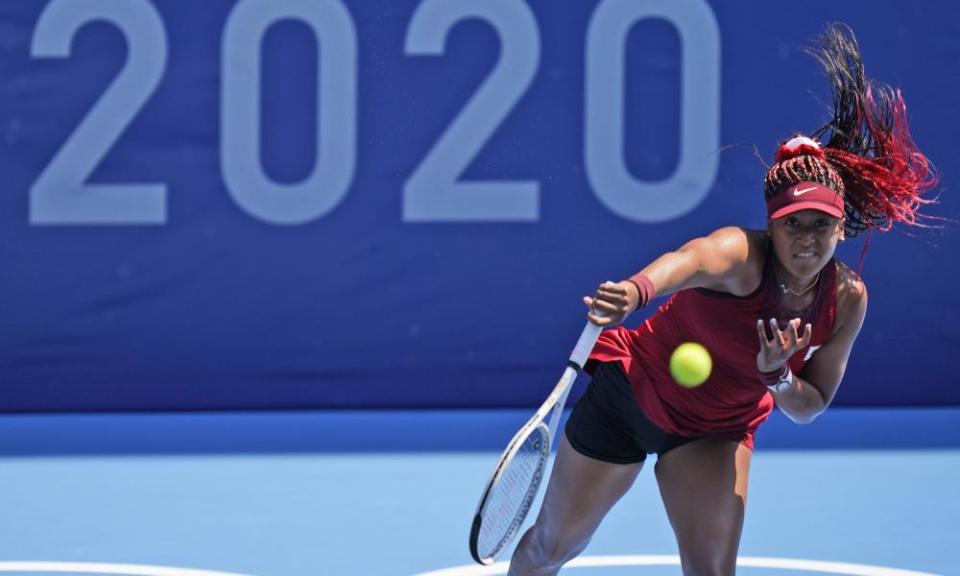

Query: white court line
0,562,253,576
414,555,942,576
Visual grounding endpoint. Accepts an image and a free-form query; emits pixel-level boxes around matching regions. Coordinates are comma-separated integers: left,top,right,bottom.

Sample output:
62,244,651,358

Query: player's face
767,210,844,278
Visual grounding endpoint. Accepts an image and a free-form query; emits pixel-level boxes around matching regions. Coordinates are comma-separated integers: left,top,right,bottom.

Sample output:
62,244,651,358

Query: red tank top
587,240,838,449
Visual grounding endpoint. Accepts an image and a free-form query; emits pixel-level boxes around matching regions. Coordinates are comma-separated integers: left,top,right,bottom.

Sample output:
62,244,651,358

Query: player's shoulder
705,225,754,242
700,226,762,258
833,259,868,322
706,227,770,268
693,227,766,293
834,260,868,300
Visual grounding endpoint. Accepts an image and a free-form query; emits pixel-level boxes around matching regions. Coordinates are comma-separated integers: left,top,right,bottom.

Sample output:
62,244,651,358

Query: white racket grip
569,320,602,370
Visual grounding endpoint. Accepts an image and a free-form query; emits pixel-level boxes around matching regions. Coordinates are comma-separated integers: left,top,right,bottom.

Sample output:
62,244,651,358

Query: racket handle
569,319,602,371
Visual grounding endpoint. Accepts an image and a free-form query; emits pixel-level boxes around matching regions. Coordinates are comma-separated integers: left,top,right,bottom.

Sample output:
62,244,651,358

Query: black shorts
564,361,698,464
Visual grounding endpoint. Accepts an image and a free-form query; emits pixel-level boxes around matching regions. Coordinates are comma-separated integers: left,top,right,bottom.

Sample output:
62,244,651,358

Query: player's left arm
773,277,869,423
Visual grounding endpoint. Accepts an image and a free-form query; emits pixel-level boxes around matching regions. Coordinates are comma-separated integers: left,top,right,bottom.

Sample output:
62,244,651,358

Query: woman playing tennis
508,24,938,576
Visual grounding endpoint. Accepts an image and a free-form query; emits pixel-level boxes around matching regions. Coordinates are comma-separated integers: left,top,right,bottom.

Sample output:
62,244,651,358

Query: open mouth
794,251,818,259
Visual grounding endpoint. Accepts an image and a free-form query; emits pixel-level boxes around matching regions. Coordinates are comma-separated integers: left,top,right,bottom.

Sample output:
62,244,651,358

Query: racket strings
477,426,550,560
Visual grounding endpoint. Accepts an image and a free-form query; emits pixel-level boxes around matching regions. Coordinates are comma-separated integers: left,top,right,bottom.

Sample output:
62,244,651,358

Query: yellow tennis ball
669,342,712,388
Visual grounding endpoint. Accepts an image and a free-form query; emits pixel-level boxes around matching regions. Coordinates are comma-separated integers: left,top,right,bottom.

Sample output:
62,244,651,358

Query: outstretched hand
756,317,812,373
583,280,638,326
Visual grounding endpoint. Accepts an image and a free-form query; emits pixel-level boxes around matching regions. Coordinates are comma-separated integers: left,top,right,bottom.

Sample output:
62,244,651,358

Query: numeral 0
586,0,719,222
29,0,720,226
221,0,357,225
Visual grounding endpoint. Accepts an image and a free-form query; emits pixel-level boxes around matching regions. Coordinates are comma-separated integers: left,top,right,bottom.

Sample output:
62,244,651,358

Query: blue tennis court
1,407,957,575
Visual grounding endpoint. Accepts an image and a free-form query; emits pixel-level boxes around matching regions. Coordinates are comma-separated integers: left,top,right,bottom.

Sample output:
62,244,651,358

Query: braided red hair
806,23,939,237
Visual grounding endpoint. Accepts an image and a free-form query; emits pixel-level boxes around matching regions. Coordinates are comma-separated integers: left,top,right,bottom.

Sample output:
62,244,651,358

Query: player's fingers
786,318,801,348
584,294,602,322
769,318,783,344
596,286,629,303
596,280,623,294
756,319,771,346
591,297,620,315
595,285,626,300
594,281,615,297
799,322,813,346
587,306,616,325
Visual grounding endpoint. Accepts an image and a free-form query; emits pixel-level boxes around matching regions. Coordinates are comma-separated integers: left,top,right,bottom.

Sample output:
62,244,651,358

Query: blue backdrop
1,0,957,411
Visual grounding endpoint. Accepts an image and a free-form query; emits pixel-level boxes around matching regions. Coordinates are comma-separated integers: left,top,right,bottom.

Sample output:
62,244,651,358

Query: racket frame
469,320,602,565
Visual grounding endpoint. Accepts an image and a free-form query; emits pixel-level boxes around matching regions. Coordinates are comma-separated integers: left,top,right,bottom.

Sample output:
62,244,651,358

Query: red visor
767,181,844,220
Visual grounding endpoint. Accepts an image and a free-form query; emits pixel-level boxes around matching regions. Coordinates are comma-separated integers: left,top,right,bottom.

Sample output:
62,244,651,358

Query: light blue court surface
0,409,957,576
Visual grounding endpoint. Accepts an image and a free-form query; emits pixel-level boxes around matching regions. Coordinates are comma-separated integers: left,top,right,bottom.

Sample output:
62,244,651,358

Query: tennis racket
468,318,603,565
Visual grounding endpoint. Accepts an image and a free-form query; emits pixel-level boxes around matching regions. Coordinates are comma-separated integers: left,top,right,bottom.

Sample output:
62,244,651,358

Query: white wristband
767,366,794,394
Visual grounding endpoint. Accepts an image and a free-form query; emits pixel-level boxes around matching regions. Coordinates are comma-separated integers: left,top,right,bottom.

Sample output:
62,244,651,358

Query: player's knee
680,550,736,576
526,523,590,570
511,524,590,574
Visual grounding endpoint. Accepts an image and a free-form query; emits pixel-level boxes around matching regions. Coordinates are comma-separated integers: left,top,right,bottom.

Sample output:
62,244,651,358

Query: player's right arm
585,226,763,327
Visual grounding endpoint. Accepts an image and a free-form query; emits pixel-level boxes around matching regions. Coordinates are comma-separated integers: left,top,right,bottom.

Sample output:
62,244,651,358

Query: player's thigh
533,433,643,543
654,437,752,574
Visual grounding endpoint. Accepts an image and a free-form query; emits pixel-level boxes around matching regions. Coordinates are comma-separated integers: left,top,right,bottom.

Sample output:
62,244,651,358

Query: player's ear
838,219,846,242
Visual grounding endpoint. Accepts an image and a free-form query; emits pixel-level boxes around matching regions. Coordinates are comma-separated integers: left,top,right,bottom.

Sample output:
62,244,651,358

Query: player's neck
773,261,820,299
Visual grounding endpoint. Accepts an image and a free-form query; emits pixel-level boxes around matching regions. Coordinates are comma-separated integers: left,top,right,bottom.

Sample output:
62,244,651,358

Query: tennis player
508,24,938,576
